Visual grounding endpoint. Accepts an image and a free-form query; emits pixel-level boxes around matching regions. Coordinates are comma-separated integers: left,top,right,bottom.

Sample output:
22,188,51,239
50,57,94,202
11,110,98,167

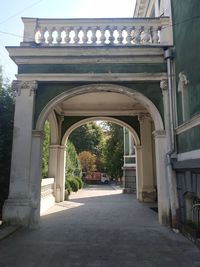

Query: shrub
74,176,84,189
67,178,79,192
65,180,72,194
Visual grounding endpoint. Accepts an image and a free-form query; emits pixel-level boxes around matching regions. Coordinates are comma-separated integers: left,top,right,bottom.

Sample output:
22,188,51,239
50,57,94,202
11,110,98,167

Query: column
135,145,142,201
153,130,170,225
55,145,66,202
3,80,38,226
48,144,59,200
160,79,179,227
138,113,156,202
29,130,43,227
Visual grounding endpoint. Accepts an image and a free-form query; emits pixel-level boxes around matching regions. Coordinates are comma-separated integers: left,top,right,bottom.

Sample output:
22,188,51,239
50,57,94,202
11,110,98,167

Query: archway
3,83,170,226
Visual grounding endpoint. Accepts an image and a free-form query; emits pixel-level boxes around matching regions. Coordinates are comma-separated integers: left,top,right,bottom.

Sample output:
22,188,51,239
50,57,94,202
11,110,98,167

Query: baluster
143,26,151,44
40,27,46,44
126,27,133,45
133,26,141,44
108,27,115,45
152,27,159,44
35,28,41,43
56,28,62,44
64,28,71,44
47,28,54,44
74,28,80,44
100,28,106,45
82,28,89,44
91,27,97,44
117,27,123,45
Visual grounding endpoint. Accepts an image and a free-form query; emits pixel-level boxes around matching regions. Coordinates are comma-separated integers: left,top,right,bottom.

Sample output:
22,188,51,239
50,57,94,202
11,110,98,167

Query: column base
2,197,39,227
138,186,157,202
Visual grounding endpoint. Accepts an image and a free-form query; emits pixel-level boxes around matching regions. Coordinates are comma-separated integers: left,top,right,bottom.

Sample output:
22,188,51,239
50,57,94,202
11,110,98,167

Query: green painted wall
34,82,163,127
172,0,200,125
19,63,166,74
177,125,200,153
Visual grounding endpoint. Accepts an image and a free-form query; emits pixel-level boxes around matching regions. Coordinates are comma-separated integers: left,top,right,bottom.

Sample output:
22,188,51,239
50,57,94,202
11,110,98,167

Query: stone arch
36,84,164,132
61,116,140,146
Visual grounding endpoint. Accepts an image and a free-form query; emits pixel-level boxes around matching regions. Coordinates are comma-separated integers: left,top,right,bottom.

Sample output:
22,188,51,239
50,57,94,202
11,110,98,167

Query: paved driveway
0,185,199,267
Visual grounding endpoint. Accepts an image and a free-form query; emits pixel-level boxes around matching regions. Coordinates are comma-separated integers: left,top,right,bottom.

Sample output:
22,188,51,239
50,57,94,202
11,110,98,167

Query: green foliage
74,176,84,189
69,122,104,156
65,179,72,194
67,178,79,192
42,121,50,178
0,67,15,212
66,140,82,178
102,123,124,179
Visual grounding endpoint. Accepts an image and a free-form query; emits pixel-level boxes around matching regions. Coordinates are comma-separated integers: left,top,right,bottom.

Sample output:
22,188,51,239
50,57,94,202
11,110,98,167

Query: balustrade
22,17,172,47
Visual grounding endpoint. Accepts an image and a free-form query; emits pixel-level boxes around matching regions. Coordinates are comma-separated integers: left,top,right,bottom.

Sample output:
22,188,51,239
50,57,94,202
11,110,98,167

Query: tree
78,151,97,175
0,67,15,214
66,140,82,178
102,123,124,180
69,122,104,155
42,121,50,177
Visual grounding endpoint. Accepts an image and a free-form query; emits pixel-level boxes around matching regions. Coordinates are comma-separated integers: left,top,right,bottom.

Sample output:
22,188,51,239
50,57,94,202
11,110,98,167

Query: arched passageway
3,83,170,226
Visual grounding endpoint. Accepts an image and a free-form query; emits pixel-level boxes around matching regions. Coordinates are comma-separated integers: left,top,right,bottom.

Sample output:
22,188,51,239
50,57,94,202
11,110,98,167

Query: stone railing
40,178,55,214
22,17,172,47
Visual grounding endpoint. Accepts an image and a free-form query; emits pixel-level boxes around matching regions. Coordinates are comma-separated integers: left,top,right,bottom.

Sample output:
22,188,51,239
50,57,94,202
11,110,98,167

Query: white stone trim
59,109,146,116
176,113,200,134
14,56,164,65
62,116,141,146
177,149,200,161
16,73,167,82
7,46,165,57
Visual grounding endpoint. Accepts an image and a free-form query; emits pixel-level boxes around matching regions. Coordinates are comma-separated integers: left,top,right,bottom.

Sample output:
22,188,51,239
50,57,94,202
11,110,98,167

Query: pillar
3,80,38,226
135,145,142,201
29,130,43,227
138,113,156,202
160,79,179,227
48,145,59,200
55,145,66,202
153,130,170,225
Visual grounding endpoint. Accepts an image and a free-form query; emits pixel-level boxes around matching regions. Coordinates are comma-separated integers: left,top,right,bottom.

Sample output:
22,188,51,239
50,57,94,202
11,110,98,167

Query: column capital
32,130,43,138
160,79,168,91
138,113,151,122
12,80,38,96
152,130,166,138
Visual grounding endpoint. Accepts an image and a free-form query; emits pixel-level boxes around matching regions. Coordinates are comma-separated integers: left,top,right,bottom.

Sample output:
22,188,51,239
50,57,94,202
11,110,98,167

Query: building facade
135,0,200,235
2,0,200,234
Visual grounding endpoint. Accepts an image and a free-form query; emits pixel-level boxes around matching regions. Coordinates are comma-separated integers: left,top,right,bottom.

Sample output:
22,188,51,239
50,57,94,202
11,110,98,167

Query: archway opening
36,84,167,225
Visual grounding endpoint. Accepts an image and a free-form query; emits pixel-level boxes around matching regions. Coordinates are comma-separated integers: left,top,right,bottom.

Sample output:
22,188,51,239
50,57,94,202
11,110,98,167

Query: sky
0,0,136,81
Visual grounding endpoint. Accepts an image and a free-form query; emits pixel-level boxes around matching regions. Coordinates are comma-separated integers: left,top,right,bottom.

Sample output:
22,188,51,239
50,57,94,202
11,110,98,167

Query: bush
74,176,84,189
65,180,72,194
67,178,79,192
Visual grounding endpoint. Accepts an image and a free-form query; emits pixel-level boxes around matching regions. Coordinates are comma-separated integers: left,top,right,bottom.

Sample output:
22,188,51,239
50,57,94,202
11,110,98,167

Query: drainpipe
164,48,179,229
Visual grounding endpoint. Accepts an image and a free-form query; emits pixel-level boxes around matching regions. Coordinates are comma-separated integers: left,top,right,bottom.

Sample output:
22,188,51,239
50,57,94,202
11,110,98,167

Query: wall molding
176,113,200,134
177,149,200,161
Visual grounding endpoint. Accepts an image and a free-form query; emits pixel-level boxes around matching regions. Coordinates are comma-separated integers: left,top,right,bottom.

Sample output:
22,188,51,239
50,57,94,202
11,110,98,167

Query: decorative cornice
12,80,38,96
16,73,167,82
